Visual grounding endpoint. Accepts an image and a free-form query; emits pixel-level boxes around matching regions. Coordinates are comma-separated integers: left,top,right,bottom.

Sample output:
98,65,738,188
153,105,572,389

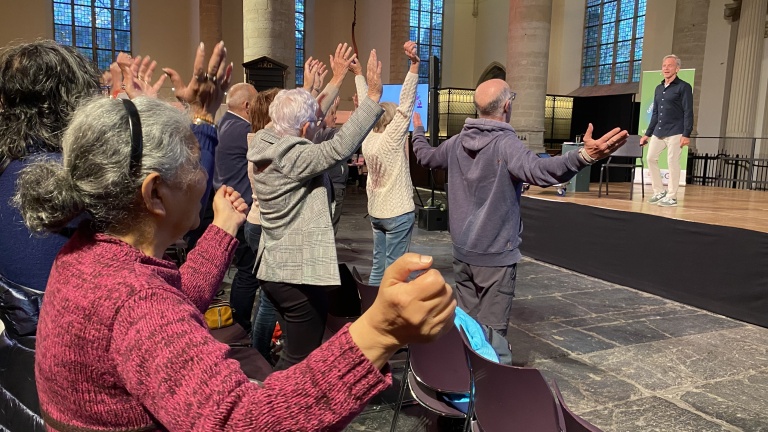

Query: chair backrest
461,331,564,432
551,380,603,432
410,325,470,394
351,266,378,313
327,263,362,318
609,135,643,159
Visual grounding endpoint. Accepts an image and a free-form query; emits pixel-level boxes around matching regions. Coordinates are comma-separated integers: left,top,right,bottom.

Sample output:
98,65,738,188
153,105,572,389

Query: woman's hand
211,185,247,237
404,41,420,74
116,53,167,99
365,49,383,103
328,43,356,87
349,253,456,369
163,41,233,118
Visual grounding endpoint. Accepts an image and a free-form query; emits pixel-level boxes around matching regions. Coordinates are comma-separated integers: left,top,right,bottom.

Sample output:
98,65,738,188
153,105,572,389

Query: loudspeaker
418,207,448,231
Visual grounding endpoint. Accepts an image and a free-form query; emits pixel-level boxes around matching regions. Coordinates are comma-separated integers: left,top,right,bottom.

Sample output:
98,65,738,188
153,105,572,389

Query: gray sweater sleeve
504,137,588,186
279,98,383,183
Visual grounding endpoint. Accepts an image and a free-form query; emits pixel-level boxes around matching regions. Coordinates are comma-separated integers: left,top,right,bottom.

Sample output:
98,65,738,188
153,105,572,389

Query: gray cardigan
248,97,383,285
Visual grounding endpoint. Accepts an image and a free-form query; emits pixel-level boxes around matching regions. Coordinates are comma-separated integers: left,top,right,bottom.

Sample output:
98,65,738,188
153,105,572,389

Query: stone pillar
243,0,296,88
390,0,411,83
507,0,553,153
670,0,710,150
199,0,222,55
725,0,766,139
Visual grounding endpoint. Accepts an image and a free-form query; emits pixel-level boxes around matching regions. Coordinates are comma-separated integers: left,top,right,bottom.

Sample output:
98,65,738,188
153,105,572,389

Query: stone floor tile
580,396,735,432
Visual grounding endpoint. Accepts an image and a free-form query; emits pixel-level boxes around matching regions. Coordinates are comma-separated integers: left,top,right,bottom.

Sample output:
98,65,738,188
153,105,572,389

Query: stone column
507,0,553,152
390,0,411,83
243,0,296,88
670,0,710,150
725,0,766,139
199,0,222,55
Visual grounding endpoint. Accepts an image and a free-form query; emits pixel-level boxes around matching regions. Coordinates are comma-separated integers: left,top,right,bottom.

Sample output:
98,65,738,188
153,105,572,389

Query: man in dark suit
214,82,258,332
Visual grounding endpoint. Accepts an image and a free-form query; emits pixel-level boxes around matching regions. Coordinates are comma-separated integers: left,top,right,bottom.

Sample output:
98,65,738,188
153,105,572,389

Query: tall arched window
295,0,306,87
581,0,646,87
409,0,443,84
53,0,131,71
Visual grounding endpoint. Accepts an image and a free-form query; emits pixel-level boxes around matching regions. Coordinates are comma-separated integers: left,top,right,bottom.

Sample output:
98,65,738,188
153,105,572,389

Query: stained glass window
581,0,646,87
53,0,130,71
409,0,443,84
295,0,305,87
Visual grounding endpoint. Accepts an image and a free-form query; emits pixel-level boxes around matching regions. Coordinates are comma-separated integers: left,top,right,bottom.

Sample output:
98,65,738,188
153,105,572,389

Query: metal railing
687,137,768,191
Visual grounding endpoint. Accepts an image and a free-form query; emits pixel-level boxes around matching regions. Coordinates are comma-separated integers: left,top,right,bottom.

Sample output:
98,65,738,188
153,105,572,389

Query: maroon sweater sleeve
178,225,238,312
111,288,390,432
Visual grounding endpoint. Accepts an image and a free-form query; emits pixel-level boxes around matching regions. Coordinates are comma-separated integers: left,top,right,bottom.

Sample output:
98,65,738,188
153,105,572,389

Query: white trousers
647,134,682,199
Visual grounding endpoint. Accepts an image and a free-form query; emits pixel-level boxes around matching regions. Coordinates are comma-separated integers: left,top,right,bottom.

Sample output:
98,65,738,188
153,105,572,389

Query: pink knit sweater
36,225,391,431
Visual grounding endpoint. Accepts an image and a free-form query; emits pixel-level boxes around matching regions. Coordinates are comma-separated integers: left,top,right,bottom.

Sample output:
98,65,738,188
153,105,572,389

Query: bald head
474,79,512,120
226,83,257,118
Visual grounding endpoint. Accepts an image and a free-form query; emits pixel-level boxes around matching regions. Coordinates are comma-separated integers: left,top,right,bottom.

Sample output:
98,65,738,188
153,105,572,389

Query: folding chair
323,264,362,340
390,325,471,432
460,329,564,432
551,380,603,432
598,135,645,199
351,265,378,313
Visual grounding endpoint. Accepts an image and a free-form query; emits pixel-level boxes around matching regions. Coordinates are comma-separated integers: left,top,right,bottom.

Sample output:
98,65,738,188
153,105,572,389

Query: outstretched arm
380,41,421,149
411,113,449,170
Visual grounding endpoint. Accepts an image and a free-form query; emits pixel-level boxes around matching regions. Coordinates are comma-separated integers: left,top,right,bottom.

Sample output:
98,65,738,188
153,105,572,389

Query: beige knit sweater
358,72,418,219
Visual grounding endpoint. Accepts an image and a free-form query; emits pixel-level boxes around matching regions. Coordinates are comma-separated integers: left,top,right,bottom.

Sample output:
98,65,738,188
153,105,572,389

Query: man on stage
640,54,694,207
411,78,628,336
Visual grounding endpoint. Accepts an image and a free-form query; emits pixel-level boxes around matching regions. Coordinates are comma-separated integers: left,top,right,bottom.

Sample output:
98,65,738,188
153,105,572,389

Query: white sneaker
648,191,667,204
657,197,678,207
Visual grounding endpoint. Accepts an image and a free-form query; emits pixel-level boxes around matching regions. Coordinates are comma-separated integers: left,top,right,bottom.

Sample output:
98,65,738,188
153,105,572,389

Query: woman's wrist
349,314,401,370
211,218,240,238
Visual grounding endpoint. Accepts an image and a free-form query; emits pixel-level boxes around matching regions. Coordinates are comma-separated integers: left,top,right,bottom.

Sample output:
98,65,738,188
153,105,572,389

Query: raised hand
163,41,233,118
117,54,166,99
302,57,318,92
365,49,383,103
404,40,419,64
582,123,630,160
211,185,247,237
413,112,423,129
348,58,363,76
328,42,357,87
314,61,328,93
349,253,456,369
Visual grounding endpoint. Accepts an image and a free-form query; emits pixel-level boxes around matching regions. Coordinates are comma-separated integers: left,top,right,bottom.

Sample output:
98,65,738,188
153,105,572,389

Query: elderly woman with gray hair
248,46,412,372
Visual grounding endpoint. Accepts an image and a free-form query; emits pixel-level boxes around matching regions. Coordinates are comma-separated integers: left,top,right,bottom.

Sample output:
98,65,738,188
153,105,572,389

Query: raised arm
316,43,356,118
381,41,421,148
411,112,449,170
279,49,385,183
506,123,628,185
178,186,246,311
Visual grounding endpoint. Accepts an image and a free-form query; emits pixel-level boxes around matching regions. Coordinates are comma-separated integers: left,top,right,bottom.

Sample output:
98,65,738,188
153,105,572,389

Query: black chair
323,264,362,340
459,329,564,432
598,135,645,200
351,266,378,313
390,325,471,432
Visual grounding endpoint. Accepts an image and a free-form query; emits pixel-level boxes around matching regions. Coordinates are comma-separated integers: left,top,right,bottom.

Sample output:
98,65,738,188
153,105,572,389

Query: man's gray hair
14,96,199,235
474,86,512,118
269,89,318,137
663,54,681,68
226,83,255,110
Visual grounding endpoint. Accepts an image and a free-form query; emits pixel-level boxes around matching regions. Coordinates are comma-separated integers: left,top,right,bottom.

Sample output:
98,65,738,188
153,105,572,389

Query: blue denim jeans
244,222,278,362
368,212,415,286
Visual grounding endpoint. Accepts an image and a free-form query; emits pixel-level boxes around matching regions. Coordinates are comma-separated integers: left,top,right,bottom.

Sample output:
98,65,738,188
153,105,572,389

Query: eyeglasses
120,99,143,176
509,92,517,102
